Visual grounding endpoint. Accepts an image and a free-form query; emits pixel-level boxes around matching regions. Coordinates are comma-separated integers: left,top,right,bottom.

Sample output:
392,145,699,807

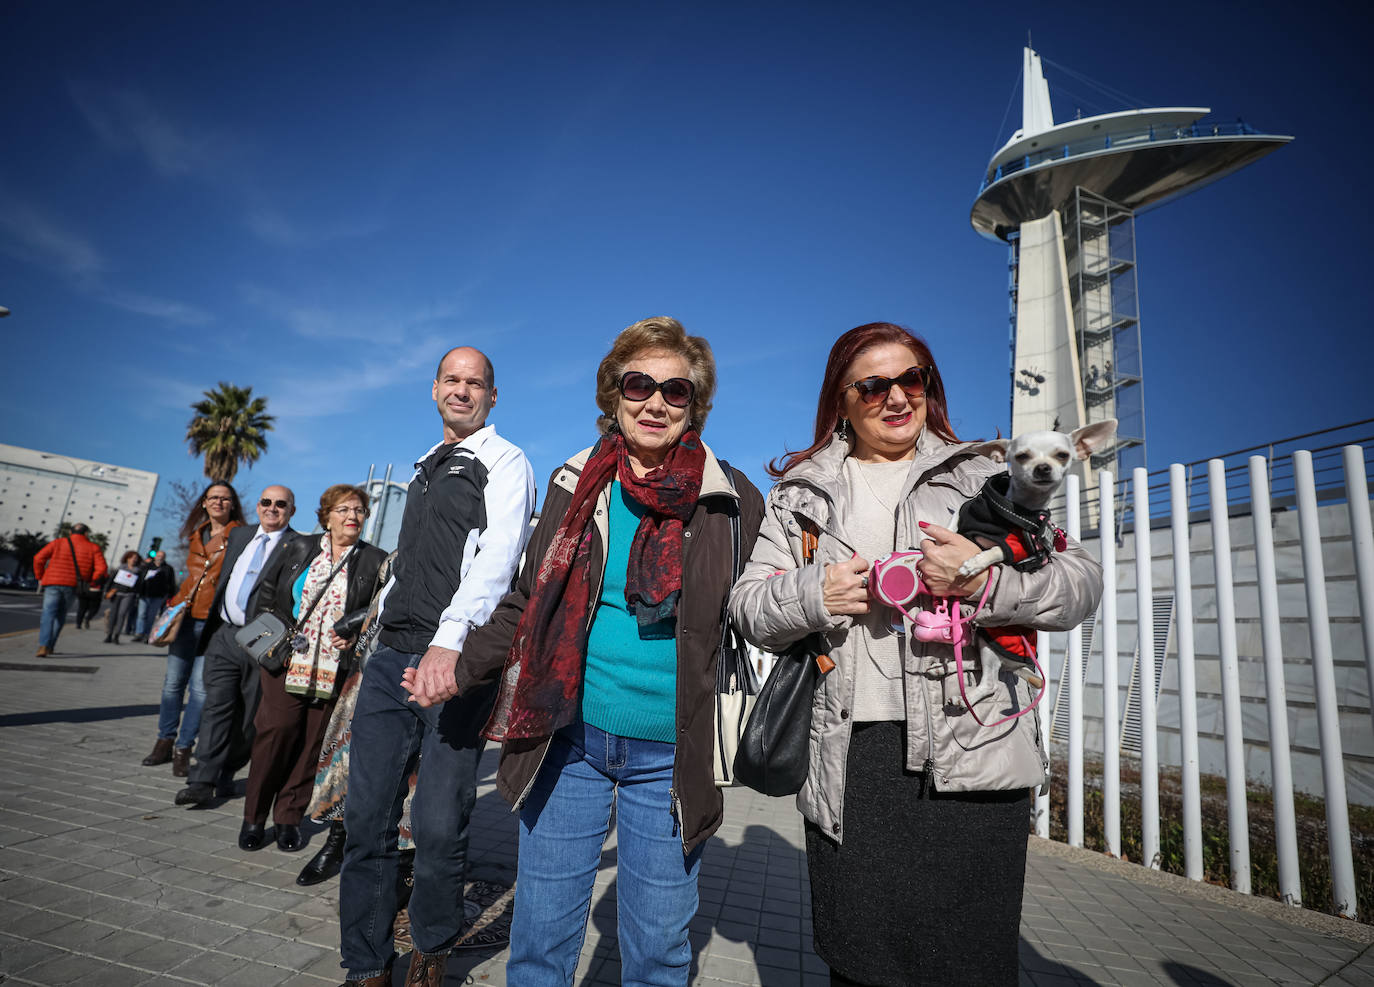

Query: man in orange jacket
32,523,109,657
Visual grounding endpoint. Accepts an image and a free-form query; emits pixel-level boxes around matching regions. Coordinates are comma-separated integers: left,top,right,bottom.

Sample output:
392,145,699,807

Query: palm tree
185,382,275,482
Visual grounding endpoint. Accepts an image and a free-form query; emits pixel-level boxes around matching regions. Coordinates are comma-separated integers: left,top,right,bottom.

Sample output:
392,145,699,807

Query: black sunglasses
845,366,930,404
618,371,695,409
259,498,291,510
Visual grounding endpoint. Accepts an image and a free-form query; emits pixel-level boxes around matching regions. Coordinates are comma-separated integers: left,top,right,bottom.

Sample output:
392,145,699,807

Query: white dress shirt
222,527,289,626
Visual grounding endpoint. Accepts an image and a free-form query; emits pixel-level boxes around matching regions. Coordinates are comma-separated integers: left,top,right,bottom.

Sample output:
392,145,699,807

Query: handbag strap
65,537,87,583
294,545,354,628
714,461,750,689
186,535,227,608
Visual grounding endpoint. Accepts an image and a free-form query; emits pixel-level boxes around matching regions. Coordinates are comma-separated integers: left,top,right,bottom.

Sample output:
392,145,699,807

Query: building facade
0,443,160,567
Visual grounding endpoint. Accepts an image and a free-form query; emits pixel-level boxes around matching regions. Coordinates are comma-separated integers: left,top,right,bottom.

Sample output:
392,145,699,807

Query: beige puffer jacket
728,430,1102,844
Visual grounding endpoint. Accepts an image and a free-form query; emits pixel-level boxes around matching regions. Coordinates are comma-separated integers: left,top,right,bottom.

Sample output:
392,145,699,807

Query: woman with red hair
730,322,1102,986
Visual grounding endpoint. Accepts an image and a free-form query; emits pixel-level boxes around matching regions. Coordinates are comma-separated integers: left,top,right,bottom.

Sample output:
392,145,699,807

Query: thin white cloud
68,82,220,178
244,207,387,248
239,283,474,344
0,200,105,277
102,289,213,326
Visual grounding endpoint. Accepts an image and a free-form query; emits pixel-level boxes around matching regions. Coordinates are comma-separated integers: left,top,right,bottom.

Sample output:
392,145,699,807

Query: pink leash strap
951,575,1046,728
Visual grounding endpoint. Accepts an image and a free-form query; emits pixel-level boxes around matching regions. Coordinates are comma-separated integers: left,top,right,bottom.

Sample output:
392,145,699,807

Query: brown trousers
243,667,335,825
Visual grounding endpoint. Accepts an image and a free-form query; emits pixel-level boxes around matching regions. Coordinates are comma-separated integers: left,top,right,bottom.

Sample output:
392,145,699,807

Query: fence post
1345,445,1374,744
1208,459,1250,894
1294,451,1357,917
1170,464,1203,881
1034,629,1050,839
1133,467,1160,869
1099,470,1121,857
1067,473,1084,847
1249,455,1302,906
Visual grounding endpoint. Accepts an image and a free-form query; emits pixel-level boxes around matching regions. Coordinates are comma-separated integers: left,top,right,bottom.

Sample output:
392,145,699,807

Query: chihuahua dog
952,419,1117,707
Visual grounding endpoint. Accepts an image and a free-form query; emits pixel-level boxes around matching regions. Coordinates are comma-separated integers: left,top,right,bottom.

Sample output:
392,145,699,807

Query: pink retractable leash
869,551,1045,728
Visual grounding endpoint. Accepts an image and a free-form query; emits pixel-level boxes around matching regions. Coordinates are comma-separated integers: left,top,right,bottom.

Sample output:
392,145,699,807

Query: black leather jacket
255,535,387,679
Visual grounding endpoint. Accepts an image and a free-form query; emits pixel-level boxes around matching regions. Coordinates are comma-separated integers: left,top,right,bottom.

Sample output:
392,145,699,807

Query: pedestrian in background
142,482,244,776
32,523,108,657
103,550,142,644
134,551,175,643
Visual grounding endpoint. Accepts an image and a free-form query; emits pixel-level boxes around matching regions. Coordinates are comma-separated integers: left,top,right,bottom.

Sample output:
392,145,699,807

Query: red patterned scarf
485,431,705,741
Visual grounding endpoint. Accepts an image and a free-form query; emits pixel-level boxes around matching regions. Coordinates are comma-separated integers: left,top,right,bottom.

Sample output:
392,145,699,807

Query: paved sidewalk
1,621,1372,986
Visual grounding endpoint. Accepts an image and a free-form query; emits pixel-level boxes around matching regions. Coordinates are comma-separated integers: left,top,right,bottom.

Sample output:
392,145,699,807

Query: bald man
335,347,535,987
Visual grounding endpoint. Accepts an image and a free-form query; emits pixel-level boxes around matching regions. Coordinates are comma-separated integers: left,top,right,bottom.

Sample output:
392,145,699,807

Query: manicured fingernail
918,521,929,529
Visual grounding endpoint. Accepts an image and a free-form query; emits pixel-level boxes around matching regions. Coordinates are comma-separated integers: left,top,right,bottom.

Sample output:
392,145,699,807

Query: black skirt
805,721,1030,987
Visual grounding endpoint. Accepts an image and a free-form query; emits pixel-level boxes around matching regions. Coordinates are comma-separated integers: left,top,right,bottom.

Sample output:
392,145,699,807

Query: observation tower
972,47,1291,480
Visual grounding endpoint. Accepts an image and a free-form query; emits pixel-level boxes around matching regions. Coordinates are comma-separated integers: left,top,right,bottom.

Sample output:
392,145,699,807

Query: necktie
235,535,269,613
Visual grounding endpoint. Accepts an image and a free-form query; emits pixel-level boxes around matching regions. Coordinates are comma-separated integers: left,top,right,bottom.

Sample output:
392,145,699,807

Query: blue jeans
157,617,207,747
38,585,75,650
508,721,703,987
340,645,494,978
136,596,166,637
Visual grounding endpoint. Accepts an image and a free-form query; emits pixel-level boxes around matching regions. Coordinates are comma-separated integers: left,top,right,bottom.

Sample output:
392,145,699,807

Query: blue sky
2,1,1367,546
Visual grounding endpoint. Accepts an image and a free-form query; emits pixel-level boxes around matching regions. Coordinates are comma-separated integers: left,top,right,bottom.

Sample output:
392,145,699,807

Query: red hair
768,322,959,478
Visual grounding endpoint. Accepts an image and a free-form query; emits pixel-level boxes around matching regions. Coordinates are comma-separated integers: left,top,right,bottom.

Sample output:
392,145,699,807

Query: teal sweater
581,482,678,743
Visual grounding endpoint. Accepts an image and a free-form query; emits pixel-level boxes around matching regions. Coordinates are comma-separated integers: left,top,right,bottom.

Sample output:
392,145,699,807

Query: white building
0,443,160,565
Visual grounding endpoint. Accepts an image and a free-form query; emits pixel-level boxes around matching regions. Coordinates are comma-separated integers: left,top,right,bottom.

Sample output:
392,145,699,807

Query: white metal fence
1039,440,1373,919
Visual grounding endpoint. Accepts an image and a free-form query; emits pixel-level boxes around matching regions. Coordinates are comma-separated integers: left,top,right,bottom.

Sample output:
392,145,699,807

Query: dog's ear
967,439,1010,464
1070,419,1118,460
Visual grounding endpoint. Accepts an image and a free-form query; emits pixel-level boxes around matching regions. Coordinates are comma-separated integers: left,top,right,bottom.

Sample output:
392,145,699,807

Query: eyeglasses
619,371,694,408
204,495,233,504
331,506,367,518
259,498,291,510
845,366,930,404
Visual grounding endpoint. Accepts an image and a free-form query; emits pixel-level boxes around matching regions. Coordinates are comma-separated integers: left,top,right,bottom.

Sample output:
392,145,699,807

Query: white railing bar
1207,458,1250,894
1067,473,1084,847
1249,455,1302,907
1346,445,1374,746
1133,467,1161,869
1170,464,1203,881
1034,628,1050,839
1293,451,1357,918
1098,470,1121,857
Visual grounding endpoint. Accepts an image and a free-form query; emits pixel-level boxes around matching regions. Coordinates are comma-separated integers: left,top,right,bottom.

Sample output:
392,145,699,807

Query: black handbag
236,546,354,672
732,635,831,796
65,538,101,601
731,516,833,797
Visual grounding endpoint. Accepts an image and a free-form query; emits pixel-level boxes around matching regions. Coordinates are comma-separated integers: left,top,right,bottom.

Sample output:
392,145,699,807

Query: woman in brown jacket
142,481,244,775
424,317,763,987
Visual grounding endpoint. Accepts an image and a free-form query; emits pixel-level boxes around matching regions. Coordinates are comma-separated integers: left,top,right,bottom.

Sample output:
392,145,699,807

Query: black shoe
238,821,267,851
175,783,214,807
276,823,304,852
297,821,346,885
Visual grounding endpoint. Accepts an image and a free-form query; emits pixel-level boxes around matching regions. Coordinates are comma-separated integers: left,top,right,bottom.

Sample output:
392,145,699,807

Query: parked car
0,572,13,588
15,575,38,591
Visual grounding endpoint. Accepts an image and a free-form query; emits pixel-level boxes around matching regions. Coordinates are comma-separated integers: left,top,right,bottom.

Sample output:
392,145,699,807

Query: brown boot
36,646,50,658
141,738,174,766
171,747,192,777
404,951,447,986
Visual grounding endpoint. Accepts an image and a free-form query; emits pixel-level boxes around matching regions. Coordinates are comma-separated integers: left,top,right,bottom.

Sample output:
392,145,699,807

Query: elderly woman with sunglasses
729,323,1102,987
238,484,386,853
424,316,764,986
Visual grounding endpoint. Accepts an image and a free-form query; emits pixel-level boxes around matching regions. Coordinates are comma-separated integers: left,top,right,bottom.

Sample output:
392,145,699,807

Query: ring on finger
859,576,868,589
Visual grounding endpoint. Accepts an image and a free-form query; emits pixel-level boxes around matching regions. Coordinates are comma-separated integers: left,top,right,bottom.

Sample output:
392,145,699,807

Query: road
0,588,44,637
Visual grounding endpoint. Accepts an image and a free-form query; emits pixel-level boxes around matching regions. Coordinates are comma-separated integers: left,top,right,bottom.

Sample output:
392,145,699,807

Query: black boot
296,821,346,886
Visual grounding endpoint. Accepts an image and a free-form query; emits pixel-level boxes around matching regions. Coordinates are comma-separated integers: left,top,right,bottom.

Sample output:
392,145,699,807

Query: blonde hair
594,316,716,435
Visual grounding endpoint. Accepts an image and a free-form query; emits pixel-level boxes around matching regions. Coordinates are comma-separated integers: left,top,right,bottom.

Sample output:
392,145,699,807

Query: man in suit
175,485,298,806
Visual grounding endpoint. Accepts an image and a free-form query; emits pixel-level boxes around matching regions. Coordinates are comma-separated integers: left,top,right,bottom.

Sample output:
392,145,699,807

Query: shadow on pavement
0,703,160,727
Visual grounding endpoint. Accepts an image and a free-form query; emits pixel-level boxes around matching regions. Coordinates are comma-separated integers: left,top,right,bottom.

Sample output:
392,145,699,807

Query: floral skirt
307,668,417,849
